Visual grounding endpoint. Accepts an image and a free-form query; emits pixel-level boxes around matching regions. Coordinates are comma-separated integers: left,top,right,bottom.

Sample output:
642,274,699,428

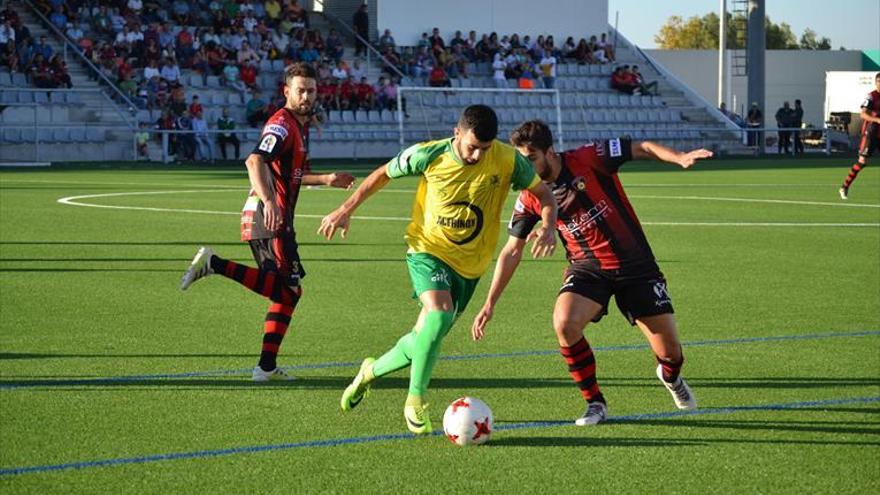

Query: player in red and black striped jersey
472,120,712,425
179,62,355,382
840,72,880,199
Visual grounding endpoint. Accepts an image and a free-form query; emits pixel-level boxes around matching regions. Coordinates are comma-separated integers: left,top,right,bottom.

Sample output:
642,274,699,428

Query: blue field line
1,330,878,390
1,395,877,477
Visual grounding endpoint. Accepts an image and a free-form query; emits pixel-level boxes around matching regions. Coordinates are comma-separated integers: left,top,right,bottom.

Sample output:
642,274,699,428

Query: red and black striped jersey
861,90,880,137
509,138,657,273
241,107,310,240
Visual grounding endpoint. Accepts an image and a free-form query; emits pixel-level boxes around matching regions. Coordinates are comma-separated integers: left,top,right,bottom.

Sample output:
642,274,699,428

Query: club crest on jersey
263,124,289,140
571,176,587,191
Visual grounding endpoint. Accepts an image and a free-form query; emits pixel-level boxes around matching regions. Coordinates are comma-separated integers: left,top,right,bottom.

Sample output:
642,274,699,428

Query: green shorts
406,252,480,315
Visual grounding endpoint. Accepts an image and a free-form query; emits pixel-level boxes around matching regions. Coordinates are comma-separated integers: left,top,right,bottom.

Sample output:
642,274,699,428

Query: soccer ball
442,396,493,446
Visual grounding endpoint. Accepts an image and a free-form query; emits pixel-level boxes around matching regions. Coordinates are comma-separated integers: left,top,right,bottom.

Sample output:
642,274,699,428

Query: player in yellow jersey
319,105,558,434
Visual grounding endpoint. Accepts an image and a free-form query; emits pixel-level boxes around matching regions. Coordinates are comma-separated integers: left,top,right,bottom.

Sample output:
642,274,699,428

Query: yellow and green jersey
386,138,539,279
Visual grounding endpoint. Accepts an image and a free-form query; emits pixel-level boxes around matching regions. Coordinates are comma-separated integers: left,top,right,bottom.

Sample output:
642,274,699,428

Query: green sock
409,310,455,397
372,330,417,378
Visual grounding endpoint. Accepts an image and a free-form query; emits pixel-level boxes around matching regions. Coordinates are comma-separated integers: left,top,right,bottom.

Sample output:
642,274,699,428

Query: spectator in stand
172,0,192,24
417,32,430,51
337,75,356,110
492,52,507,88
632,65,658,96
300,40,319,63
49,6,67,31
518,62,536,89
192,110,214,162
379,29,396,51
245,90,269,127
65,22,83,43
448,45,468,79
157,22,174,50
611,66,638,94
240,60,259,92
119,71,138,100
350,58,366,81
573,38,592,64
2,42,19,73
326,28,344,62
464,30,478,61
160,57,181,83
590,35,607,64
429,27,445,51
206,42,226,75
317,77,337,110
0,19,14,52
539,49,557,89
354,76,375,111
143,38,161,66
29,54,55,88
50,55,72,88
189,94,203,117
223,62,249,99
449,30,466,50
428,62,450,87
128,0,144,14
156,109,176,152
474,33,490,62
599,33,615,62
216,107,240,160
353,3,369,55
380,45,402,77
288,0,309,29
562,36,576,61
237,40,259,65
265,0,282,24
33,35,53,61
169,83,187,115
410,45,431,79
175,110,195,160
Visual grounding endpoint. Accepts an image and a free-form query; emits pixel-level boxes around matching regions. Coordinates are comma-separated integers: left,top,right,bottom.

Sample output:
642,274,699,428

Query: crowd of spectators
375,26,616,90
1,7,73,89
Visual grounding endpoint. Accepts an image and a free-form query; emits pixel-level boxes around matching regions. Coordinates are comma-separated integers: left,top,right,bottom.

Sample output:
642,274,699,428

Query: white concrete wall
644,49,863,127
377,0,608,48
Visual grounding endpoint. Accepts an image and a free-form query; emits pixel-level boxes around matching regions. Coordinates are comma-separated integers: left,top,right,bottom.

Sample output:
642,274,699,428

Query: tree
655,12,823,50
799,28,832,50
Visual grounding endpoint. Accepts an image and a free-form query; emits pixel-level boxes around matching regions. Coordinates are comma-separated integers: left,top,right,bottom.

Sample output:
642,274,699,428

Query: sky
607,0,880,50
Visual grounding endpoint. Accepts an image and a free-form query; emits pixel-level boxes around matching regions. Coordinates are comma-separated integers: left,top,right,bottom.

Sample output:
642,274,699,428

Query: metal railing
21,0,139,124
312,0,407,81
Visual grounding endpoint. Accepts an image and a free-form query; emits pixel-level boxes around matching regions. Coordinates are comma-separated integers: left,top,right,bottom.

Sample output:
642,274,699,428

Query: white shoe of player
656,364,697,410
180,246,214,290
252,366,296,382
839,187,849,200
574,401,607,426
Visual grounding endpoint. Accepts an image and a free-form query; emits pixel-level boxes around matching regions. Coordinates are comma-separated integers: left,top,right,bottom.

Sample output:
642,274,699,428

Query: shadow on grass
490,436,703,447
0,352,256,360
612,417,880,437
0,241,397,247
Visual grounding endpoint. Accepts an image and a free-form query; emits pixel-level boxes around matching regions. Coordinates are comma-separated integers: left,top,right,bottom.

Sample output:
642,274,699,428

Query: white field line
56,190,880,227
629,194,880,209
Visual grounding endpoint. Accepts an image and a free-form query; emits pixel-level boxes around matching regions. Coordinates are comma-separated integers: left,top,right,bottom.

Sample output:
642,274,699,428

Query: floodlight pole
718,0,726,107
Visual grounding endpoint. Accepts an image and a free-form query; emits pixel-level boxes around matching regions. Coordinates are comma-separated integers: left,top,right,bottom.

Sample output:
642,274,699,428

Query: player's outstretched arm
527,181,558,258
302,172,356,188
472,236,527,341
245,153,282,232
318,164,390,240
633,141,713,169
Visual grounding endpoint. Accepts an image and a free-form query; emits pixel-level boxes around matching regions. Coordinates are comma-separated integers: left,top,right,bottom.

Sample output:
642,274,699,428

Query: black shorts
859,124,879,158
559,262,674,325
248,227,305,289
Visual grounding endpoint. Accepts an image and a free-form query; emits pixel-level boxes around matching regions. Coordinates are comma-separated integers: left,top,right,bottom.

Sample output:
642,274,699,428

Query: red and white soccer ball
442,396,493,446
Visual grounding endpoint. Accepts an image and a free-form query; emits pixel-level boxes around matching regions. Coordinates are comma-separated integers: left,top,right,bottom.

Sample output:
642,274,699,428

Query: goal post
396,86,564,150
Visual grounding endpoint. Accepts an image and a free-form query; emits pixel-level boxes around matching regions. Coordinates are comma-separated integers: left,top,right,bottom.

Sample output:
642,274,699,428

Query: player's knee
552,315,584,343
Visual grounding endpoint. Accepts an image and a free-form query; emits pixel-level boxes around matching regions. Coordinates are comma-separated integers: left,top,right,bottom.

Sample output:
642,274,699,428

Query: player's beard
291,100,313,117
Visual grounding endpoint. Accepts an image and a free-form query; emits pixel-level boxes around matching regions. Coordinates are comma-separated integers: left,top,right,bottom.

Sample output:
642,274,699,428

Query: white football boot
656,365,697,410
575,401,607,426
252,366,296,382
180,246,214,290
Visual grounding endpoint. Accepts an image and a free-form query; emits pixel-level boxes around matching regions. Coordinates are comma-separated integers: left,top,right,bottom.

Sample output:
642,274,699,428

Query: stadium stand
0,0,745,162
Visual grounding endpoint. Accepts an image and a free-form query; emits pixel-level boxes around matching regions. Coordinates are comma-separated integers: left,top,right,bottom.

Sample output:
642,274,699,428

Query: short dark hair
876,72,880,80
458,105,498,142
284,62,317,85
510,120,554,152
